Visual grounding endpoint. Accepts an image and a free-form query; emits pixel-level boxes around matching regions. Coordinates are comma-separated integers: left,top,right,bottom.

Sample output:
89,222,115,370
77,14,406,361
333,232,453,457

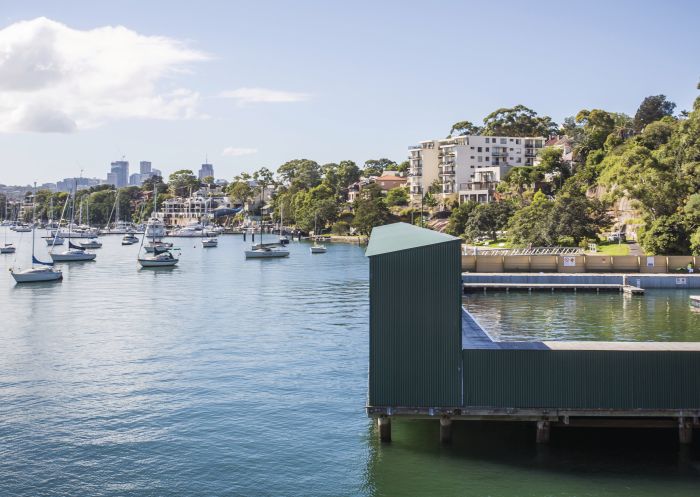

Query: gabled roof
365,222,459,257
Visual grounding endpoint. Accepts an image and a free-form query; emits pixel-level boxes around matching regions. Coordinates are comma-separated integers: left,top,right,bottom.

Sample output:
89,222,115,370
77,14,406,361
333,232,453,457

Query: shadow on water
363,420,700,497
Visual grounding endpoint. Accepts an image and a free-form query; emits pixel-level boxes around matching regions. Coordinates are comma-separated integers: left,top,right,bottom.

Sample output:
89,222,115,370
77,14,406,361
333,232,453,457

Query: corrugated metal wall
463,349,700,409
369,240,462,407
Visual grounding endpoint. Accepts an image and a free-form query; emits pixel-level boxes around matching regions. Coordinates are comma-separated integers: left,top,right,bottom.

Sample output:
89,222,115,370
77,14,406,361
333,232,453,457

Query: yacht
79,239,103,249
202,237,218,248
310,244,327,254
145,217,167,238
122,234,139,245
169,222,205,237
45,236,64,246
1,243,15,254
138,250,179,267
144,240,173,253
245,243,290,258
13,224,33,233
51,245,97,262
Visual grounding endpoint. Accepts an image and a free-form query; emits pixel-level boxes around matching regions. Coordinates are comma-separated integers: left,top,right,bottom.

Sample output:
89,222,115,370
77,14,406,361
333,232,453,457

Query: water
1,228,699,496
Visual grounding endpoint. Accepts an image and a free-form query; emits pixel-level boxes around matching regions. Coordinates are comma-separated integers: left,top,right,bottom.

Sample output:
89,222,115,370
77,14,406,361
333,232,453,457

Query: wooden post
679,419,693,445
378,416,391,443
536,421,550,444
440,416,452,445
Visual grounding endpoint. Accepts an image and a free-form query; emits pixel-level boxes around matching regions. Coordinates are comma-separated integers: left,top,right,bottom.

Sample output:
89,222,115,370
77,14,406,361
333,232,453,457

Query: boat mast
31,182,36,266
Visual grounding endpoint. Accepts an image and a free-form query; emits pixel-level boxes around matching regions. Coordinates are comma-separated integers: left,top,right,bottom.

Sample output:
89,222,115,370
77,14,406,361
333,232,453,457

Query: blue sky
0,0,698,185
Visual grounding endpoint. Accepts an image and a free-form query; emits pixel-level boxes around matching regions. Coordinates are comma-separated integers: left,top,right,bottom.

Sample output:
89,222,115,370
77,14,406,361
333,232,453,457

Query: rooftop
365,223,459,257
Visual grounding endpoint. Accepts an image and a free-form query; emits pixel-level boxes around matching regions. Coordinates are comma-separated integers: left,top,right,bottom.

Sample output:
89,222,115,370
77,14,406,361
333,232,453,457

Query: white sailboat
278,204,289,245
50,181,97,262
200,197,218,247
244,181,289,259
78,197,102,249
310,213,327,254
1,197,15,253
138,185,179,267
10,183,62,283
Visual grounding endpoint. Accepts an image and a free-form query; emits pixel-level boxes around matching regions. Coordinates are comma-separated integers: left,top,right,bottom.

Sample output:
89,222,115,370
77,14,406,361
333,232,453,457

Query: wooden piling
679,419,693,445
440,416,452,445
536,421,550,444
378,416,391,443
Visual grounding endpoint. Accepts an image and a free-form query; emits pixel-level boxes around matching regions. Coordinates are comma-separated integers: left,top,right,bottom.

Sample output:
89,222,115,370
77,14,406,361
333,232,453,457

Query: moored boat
202,237,218,248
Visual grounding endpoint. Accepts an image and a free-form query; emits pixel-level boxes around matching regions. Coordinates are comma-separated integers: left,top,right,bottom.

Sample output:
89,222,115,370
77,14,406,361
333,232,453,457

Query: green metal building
366,222,462,407
366,223,700,444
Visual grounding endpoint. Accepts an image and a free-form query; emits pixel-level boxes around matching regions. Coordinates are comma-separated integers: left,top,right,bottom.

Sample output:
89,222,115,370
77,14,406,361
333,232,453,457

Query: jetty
366,223,700,446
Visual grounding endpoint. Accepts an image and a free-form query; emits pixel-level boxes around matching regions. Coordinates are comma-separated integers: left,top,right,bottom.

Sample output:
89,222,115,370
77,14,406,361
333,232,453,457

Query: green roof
365,222,459,257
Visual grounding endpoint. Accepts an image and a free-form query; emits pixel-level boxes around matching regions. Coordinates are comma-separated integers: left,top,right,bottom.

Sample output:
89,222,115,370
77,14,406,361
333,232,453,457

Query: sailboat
50,181,97,262
201,196,218,247
78,197,102,249
244,183,289,259
310,213,327,254
278,204,289,245
1,196,16,254
10,183,62,283
138,185,179,267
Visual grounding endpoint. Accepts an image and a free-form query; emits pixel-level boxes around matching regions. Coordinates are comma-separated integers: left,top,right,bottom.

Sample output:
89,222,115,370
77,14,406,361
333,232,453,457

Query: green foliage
352,183,389,235
168,169,199,197
449,120,482,136
362,158,395,177
633,95,676,132
322,160,361,196
463,201,515,242
228,180,254,206
446,201,478,236
291,184,339,233
331,220,350,235
639,215,690,255
394,161,409,174
385,186,409,207
506,191,555,246
277,159,321,191
482,105,557,137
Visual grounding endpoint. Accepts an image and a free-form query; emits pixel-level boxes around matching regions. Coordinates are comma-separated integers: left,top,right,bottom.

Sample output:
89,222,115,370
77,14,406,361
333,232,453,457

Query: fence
461,254,699,273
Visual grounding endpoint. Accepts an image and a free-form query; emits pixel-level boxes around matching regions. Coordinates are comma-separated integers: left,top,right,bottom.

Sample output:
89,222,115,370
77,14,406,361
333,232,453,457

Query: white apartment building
408,135,546,204
161,193,233,227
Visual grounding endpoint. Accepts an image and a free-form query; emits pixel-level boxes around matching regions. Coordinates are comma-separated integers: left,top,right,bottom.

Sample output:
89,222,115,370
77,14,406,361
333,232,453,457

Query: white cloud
0,17,209,133
219,87,310,105
222,147,258,157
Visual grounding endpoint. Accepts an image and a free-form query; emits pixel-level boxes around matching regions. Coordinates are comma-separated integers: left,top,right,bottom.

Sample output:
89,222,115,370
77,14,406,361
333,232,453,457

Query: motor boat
144,241,173,253
169,222,205,237
1,243,16,254
79,239,103,249
310,244,327,254
10,266,62,283
122,234,139,245
279,235,290,245
202,237,218,248
145,217,166,238
13,224,32,232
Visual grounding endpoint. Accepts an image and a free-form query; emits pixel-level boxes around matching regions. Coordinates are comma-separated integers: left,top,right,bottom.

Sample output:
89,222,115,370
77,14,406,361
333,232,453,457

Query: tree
633,95,676,132
446,201,478,236
362,158,395,177
463,201,515,242
385,186,409,207
639,215,690,255
168,170,199,197
227,180,254,206
482,105,557,137
322,160,361,197
352,183,389,235
141,175,167,194
202,175,215,188
449,120,482,137
549,192,611,245
535,147,571,193
277,159,322,191
394,160,409,174
292,184,339,233
507,191,556,246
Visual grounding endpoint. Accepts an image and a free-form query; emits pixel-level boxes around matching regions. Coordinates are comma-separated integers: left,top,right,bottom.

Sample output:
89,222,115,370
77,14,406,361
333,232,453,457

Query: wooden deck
463,282,644,295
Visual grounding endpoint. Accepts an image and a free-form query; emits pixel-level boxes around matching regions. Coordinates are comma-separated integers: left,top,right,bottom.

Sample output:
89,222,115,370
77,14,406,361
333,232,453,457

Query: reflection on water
463,290,700,342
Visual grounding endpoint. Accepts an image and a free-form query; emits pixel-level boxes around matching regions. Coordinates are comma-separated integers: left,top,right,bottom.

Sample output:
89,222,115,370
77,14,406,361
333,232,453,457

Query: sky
0,0,698,185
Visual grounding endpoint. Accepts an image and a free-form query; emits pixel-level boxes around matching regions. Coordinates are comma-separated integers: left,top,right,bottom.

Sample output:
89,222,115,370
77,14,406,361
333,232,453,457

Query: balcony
439,166,455,176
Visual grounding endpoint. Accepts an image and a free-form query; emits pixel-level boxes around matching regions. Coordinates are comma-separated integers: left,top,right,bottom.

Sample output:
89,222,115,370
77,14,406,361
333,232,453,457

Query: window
470,156,475,159
477,147,482,152
485,156,489,161
517,157,521,163
470,146,475,150
509,138,514,142
484,138,490,143
485,147,489,152
478,156,482,162
509,148,513,151
500,138,507,144
515,139,521,144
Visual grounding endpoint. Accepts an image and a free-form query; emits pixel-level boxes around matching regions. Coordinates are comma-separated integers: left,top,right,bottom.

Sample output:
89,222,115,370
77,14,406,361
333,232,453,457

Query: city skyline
1,0,699,185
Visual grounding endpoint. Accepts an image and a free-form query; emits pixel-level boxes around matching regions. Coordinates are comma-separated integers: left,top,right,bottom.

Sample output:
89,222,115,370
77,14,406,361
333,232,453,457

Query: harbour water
1,229,699,496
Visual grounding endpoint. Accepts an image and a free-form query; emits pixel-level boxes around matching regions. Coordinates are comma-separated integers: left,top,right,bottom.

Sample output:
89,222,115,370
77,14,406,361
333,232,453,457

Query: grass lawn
592,242,631,256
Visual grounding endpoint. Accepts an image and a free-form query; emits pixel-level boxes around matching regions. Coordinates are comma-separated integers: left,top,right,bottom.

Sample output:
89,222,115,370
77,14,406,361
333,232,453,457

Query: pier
462,282,644,295
366,223,700,446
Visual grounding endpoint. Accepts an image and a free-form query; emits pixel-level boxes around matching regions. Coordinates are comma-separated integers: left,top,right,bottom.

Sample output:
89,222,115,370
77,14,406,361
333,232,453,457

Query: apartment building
408,135,545,204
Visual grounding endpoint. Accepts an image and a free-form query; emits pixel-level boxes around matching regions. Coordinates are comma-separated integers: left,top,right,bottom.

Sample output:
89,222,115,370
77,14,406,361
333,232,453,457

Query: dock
462,282,644,295
365,223,700,447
